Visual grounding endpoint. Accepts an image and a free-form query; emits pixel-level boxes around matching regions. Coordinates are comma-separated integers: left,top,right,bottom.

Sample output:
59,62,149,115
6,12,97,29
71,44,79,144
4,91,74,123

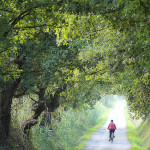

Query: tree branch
29,95,39,103
13,24,52,30
14,90,26,98
11,10,32,26
3,4,48,37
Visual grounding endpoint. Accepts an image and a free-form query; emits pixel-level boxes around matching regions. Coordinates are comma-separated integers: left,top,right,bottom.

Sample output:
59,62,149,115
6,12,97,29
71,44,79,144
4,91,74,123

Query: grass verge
72,108,111,150
125,107,150,150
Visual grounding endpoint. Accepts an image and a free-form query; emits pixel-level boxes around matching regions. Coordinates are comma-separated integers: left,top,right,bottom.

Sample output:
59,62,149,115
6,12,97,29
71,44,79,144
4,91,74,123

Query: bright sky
105,100,127,129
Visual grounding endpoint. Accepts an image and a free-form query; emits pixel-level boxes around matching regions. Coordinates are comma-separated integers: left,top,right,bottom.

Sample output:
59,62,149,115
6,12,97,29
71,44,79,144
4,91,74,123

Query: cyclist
107,120,117,140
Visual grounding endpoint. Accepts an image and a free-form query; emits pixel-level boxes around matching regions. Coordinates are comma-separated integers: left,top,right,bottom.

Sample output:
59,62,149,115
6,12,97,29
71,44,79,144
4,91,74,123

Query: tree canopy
0,0,149,144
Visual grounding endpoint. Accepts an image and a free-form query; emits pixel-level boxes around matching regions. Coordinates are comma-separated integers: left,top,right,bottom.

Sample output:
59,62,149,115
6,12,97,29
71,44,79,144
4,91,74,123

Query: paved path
83,101,131,150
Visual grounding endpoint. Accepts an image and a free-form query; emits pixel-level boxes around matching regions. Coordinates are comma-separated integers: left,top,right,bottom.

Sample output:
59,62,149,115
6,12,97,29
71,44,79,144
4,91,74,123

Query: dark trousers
109,129,115,138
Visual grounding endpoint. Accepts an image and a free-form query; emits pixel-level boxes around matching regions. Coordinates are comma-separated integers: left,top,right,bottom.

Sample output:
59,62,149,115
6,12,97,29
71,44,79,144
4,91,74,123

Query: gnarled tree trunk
23,88,46,134
23,84,67,133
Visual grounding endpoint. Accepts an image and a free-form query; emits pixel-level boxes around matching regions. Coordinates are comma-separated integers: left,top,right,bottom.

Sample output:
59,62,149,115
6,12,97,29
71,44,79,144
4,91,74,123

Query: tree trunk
47,84,67,112
45,84,67,124
23,88,46,134
0,78,21,144
23,84,67,133
0,91,12,143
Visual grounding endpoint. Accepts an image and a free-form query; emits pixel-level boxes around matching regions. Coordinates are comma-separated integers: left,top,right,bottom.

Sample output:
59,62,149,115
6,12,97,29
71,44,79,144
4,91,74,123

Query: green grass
126,119,144,150
125,108,150,150
72,108,111,150
138,118,150,150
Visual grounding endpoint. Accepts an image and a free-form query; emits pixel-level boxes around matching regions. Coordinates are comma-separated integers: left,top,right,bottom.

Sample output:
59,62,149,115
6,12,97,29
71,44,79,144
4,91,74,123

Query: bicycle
111,132,114,143
109,131,115,143
107,120,116,143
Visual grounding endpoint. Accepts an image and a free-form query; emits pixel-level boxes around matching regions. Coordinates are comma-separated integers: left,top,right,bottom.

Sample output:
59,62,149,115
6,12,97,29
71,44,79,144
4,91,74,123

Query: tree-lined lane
83,101,130,150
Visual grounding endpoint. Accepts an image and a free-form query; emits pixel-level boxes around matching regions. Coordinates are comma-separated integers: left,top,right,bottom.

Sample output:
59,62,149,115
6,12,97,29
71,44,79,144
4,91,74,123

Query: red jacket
107,123,116,129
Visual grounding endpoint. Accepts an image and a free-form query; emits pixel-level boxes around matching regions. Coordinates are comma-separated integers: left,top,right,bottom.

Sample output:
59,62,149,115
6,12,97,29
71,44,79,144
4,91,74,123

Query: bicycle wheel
111,133,114,143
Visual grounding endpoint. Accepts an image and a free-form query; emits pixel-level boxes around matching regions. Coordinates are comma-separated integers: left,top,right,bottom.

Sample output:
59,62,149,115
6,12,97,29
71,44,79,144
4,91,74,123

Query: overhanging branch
13,24,52,30
14,91,26,98
29,95,39,103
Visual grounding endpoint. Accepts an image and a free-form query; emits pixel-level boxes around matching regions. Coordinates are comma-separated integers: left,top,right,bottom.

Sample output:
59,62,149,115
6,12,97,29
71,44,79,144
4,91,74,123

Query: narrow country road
83,101,131,150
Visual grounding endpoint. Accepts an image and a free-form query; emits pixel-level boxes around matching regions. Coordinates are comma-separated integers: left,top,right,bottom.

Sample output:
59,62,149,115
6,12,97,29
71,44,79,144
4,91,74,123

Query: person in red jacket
107,120,117,140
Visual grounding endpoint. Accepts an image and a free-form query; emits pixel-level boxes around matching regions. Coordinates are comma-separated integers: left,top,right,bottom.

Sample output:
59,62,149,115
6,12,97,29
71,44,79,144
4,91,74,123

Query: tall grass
6,96,36,150
10,95,116,150
32,102,110,150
